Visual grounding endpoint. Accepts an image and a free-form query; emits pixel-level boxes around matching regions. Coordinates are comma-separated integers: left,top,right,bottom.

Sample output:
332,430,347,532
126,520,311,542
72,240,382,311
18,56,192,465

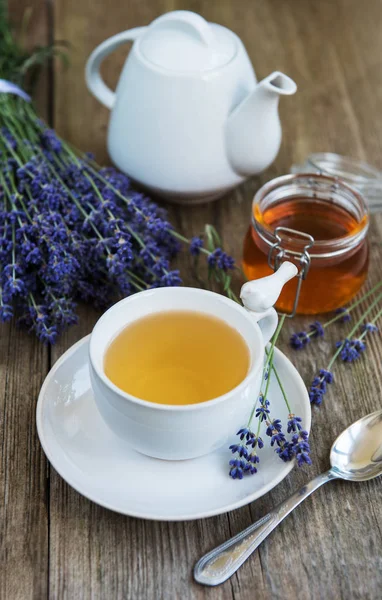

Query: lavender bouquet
0,8,235,343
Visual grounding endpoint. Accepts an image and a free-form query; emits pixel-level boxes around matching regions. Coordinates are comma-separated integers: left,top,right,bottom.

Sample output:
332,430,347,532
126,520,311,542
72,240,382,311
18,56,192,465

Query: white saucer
36,336,311,521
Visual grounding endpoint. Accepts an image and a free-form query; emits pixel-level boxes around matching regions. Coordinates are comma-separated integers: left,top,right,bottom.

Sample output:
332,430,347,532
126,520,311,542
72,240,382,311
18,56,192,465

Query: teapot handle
85,27,146,110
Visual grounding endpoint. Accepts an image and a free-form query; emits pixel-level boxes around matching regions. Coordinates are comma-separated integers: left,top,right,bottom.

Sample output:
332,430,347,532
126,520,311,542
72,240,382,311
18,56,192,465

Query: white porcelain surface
241,262,298,312
85,10,297,203
36,336,311,521
88,286,282,461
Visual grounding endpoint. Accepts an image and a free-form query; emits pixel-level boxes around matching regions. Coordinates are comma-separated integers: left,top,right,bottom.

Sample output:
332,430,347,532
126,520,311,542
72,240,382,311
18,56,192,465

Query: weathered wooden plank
46,0,382,599
0,322,50,600
218,1,382,597
0,3,51,599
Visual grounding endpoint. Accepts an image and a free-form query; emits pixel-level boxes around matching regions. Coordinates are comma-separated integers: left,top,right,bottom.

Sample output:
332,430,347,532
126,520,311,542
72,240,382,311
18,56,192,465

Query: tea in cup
104,310,251,406
89,263,296,460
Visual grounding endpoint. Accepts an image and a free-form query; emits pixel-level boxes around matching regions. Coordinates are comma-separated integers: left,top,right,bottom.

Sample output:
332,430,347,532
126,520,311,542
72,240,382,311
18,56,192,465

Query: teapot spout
226,72,297,177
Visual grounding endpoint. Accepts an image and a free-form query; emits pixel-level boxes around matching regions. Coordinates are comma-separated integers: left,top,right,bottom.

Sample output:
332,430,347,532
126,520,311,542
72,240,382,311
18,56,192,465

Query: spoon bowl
330,410,382,481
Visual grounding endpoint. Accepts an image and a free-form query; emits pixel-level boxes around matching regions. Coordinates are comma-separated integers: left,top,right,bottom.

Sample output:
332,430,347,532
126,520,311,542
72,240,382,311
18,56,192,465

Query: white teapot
86,10,297,204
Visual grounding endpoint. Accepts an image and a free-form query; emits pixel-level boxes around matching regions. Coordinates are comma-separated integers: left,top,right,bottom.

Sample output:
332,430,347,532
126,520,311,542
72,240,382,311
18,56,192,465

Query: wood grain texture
1,0,382,598
6,0,51,121
0,3,50,600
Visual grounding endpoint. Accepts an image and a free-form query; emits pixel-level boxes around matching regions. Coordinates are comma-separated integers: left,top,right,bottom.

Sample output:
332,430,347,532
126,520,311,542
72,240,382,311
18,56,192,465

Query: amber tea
104,310,250,405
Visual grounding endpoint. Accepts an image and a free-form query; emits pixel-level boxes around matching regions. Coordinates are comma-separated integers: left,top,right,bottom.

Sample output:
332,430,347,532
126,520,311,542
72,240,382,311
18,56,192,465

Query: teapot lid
138,11,237,72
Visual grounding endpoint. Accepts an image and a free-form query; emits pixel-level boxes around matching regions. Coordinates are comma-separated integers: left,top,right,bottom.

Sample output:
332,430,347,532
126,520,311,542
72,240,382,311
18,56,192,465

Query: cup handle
245,307,278,346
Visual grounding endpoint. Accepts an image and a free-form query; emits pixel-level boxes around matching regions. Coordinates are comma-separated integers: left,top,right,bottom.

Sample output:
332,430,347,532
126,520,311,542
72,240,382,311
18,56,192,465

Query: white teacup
89,262,297,460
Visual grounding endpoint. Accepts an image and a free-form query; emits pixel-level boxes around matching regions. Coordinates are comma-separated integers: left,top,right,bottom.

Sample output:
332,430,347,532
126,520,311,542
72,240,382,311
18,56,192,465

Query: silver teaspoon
194,410,382,586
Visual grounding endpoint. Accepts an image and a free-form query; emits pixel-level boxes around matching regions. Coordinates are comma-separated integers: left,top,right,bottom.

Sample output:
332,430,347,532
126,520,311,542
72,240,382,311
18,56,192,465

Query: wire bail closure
267,226,314,318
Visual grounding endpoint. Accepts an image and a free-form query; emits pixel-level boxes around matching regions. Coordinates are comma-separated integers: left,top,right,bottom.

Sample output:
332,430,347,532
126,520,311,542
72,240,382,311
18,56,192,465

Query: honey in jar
243,174,369,314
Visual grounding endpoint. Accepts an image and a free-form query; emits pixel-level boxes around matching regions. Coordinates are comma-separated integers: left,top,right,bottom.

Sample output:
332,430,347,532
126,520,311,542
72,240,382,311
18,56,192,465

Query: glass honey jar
243,173,369,315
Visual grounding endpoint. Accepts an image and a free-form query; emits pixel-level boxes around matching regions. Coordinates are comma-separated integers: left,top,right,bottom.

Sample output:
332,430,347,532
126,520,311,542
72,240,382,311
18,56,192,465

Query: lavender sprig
264,348,311,467
172,225,238,302
229,315,311,479
335,310,380,363
334,307,352,323
290,281,382,349
309,298,382,406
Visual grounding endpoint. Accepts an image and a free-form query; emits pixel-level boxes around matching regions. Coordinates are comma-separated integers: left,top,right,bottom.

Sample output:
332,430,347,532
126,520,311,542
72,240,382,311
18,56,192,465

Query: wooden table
1,1,382,598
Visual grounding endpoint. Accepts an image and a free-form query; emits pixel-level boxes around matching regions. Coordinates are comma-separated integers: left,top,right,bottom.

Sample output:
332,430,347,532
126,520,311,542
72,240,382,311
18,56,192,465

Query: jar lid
291,153,382,213
138,11,236,72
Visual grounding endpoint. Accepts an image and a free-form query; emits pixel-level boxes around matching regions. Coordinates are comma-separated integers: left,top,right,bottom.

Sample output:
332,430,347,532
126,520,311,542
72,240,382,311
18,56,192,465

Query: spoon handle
194,469,337,586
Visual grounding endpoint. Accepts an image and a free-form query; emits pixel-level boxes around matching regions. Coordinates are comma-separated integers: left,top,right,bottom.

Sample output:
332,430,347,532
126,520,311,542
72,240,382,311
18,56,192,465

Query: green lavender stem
246,314,286,428
266,347,292,414
265,316,285,372
306,280,382,338
171,229,241,303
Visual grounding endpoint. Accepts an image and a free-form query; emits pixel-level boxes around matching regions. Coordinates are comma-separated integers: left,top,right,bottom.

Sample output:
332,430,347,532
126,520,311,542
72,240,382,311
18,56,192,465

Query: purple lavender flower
159,270,182,287
335,307,351,323
336,339,366,362
309,321,324,338
309,386,325,406
275,441,294,462
290,430,312,466
237,427,257,442
139,242,161,267
273,429,311,466
362,323,378,333
237,427,250,440
247,452,260,464
229,459,246,480
229,444,248,459
152,257,170,277
243,463,258,475
0,303,13,321
265,417,287,447
255,396,270,421
2,127,17,150
48,297,78,327
3,272,25,296
207,248,235,271
266,419,282,437
309,369,334,405
287,415,302,433
319,369,334,384
189,236,203,256
269,431,287,447
228,423,266,477
246,435,264,449
38,325,58,345
290,331,310,350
